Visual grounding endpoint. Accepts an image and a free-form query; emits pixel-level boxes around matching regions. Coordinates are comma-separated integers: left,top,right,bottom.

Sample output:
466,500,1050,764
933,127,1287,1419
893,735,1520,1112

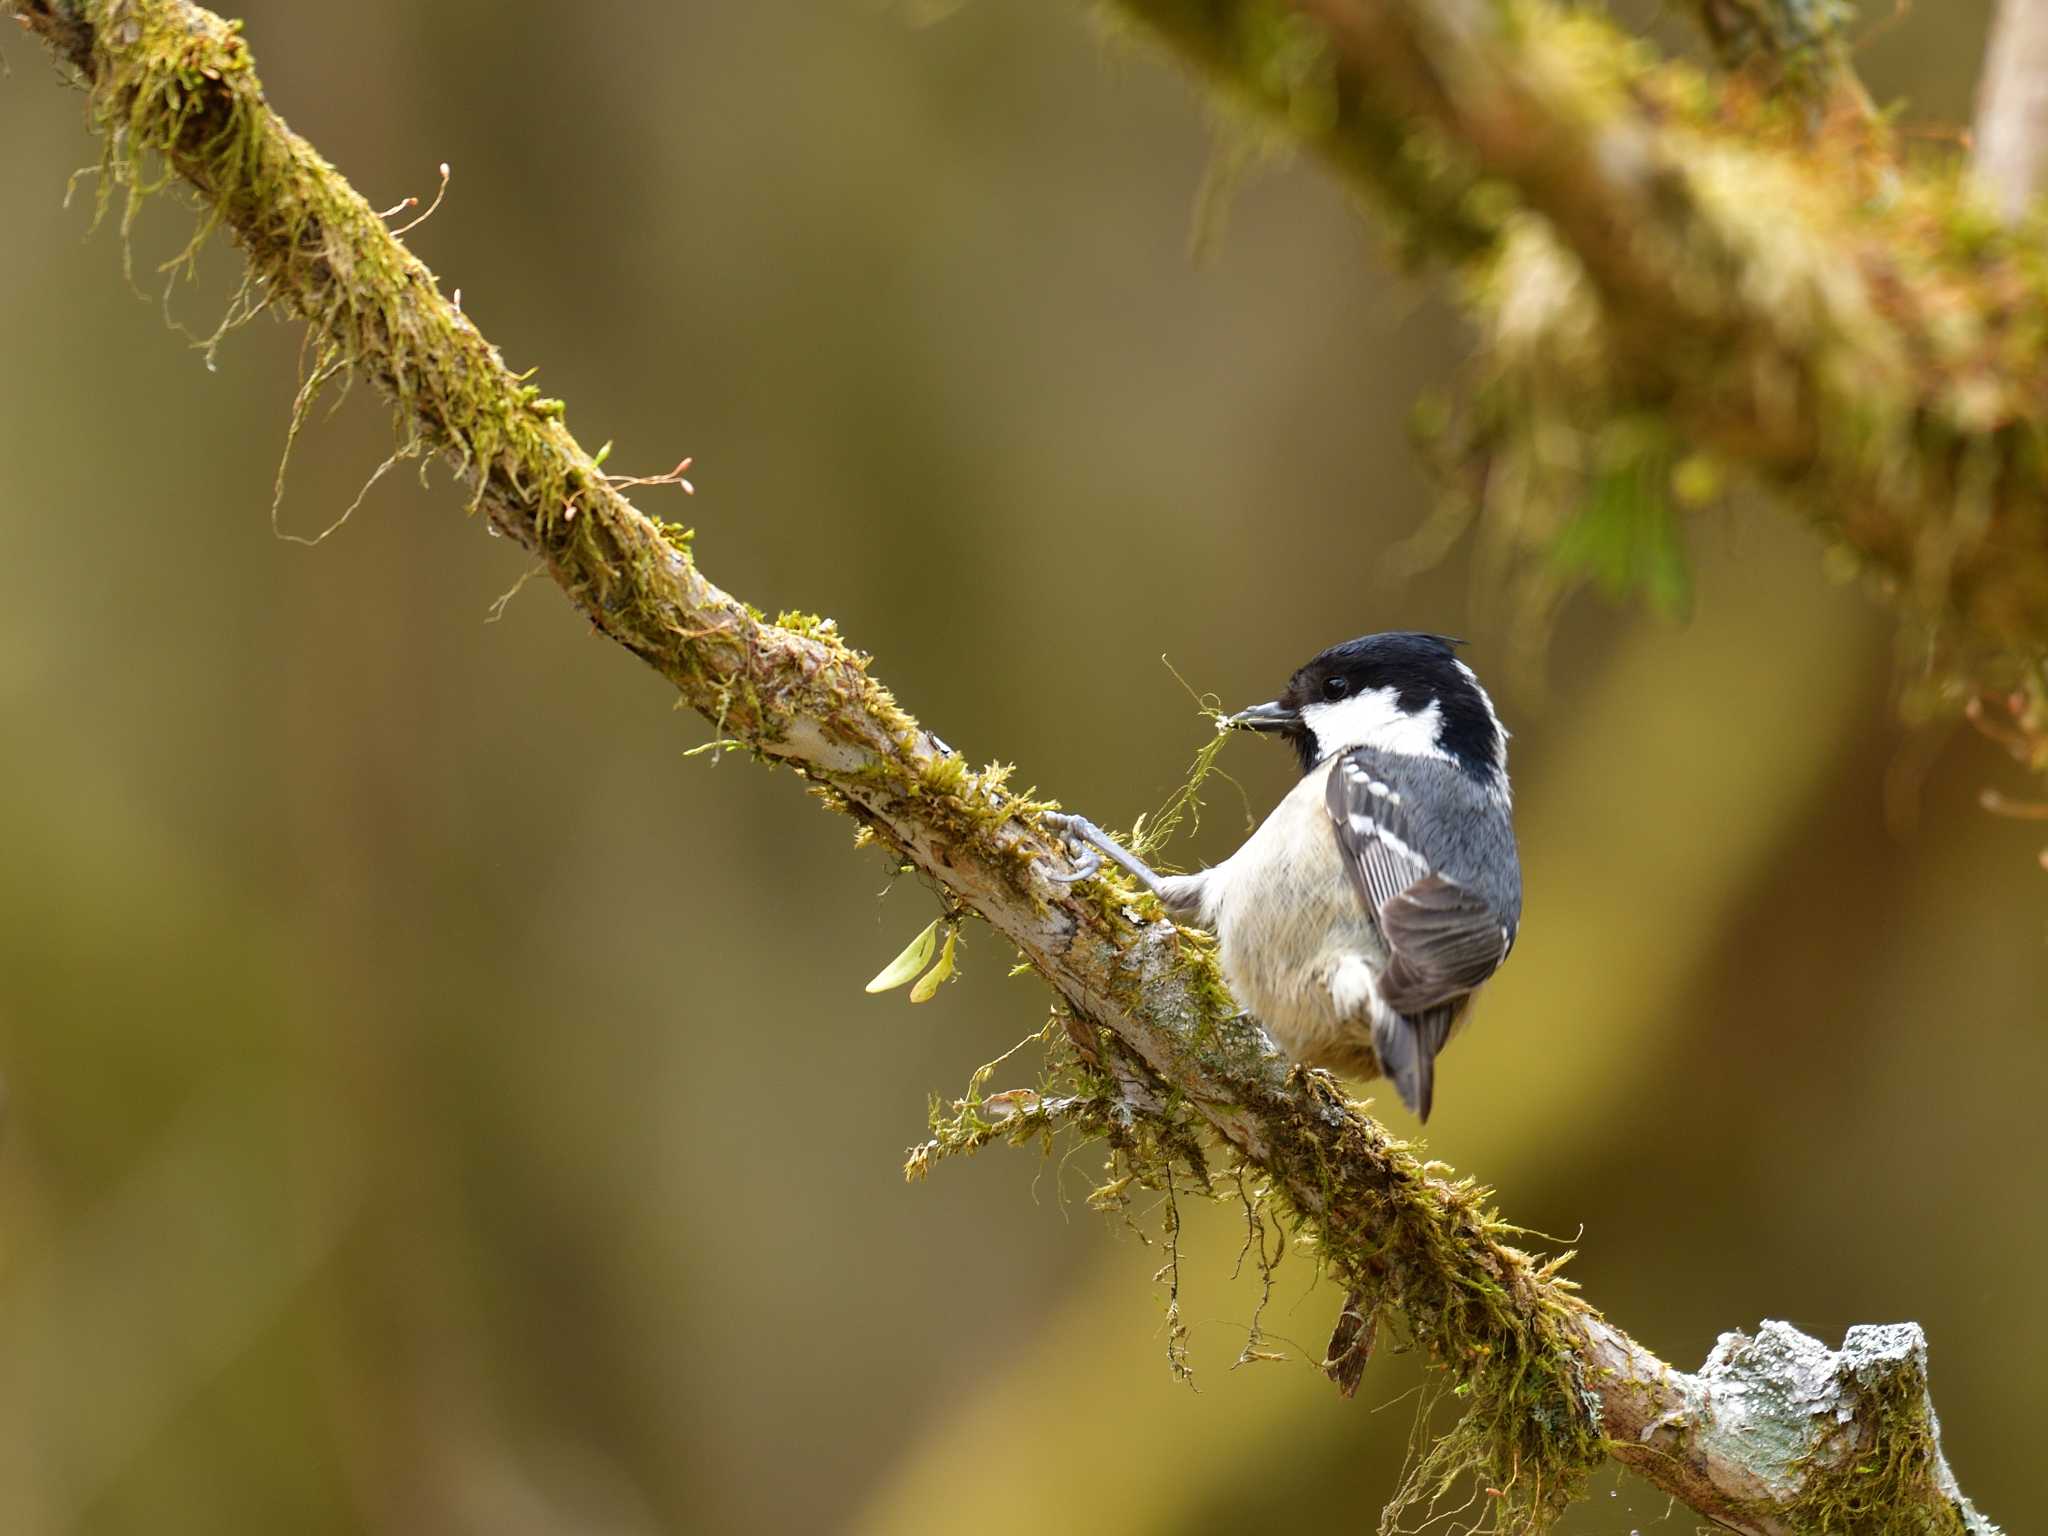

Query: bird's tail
1153,872,1208,922
1372,1006,1456,1122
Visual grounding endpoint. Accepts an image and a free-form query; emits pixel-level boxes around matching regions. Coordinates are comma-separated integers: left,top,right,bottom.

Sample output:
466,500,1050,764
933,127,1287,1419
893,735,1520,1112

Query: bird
1045,632,1521,1122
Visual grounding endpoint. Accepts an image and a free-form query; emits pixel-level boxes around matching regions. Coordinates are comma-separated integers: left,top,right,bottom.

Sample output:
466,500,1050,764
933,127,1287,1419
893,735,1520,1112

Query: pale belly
1203,767,1392,1082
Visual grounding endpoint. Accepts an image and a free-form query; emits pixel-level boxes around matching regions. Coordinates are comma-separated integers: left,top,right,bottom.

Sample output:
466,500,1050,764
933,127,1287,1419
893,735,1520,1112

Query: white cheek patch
1303,688,1450,761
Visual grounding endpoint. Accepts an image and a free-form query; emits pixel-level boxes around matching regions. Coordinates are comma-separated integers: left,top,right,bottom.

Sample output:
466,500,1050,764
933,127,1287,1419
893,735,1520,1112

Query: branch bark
7,1,2003,1530
1976,0,2048,221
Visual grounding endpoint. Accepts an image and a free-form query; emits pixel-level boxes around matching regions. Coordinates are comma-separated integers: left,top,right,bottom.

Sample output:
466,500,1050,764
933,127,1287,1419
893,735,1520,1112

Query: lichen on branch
7,0,2004,1529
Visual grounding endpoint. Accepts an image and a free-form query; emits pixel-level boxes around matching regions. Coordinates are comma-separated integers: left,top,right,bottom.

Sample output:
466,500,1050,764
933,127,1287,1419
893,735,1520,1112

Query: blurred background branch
1684,0,1876,114
1116,0,2048,727
0,0,2031,1531
1975,0,2048,219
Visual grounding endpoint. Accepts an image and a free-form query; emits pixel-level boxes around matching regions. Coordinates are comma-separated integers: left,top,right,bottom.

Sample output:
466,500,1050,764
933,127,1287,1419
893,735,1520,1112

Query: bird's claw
1040,811,1104,884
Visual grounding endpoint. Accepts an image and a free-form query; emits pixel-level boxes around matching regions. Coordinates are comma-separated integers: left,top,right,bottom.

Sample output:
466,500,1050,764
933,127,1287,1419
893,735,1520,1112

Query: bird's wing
1324,750,1512,1017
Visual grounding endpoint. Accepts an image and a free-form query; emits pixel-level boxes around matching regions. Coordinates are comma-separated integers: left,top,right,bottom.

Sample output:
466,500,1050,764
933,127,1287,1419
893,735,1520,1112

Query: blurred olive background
1,3,2040,1532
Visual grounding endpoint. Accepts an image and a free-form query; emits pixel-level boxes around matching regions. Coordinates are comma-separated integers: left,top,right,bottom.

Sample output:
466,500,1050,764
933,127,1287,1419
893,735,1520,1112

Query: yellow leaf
908,925,958,1003
865,919,939,994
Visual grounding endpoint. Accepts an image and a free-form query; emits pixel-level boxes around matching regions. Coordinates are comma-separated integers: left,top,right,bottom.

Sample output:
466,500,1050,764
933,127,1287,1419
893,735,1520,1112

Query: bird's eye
1322,676,1351,701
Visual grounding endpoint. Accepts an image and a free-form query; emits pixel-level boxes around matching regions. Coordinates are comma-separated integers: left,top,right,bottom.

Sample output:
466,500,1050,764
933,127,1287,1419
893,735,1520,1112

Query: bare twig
8,2,2002,1529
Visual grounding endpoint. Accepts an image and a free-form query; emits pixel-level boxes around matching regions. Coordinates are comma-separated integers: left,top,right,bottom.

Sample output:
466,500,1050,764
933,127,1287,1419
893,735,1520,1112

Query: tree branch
1975,0,2048,221
8,1,2002,1529
1682,0,1874,117
1117,0,2048,698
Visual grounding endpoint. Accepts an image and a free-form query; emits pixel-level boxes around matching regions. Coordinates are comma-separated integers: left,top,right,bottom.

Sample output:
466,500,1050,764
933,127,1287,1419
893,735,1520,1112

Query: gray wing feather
1324,751,1514,1117
1325,756,1427,915
1377,877,1508,1012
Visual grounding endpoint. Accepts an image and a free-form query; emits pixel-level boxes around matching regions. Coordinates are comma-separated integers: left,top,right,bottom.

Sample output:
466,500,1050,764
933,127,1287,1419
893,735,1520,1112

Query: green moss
64,0,604,563
771,610,838,640
1116,0,2048,750
1242,1073,1604,1530
34,8,2002,1529
916,752,972,799
906,1019,1197,1191
43,0,942,817
911,913,1600,1529
1546,415,1694,621
1688,0,1860,103
1103,0,1500,264
1772,1350,1972,1535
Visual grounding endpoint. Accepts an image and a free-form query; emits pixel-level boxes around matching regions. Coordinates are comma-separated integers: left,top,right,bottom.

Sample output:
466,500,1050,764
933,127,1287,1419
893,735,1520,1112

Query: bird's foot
1040,811,1104,884
1041,811,1189,912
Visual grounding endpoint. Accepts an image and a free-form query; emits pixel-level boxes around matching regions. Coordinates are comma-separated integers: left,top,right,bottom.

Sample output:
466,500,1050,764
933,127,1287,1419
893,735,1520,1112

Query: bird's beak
1226,699,1300,733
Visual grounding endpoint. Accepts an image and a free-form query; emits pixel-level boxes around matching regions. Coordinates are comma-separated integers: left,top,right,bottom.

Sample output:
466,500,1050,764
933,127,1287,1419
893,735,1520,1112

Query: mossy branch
9,1,2002,1530
1681,0,1873,114
1114,0,2048,739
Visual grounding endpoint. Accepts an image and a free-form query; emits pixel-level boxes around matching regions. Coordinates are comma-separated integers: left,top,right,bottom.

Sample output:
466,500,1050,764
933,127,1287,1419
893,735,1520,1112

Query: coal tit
1047,633,1521,1121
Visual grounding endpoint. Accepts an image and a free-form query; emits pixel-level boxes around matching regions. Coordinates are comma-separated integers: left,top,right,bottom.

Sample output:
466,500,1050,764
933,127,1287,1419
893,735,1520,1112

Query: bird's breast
1204,767,1386,1074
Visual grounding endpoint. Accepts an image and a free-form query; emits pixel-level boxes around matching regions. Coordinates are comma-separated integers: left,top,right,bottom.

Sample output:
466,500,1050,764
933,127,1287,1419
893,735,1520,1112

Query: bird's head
1229,632,1508,780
